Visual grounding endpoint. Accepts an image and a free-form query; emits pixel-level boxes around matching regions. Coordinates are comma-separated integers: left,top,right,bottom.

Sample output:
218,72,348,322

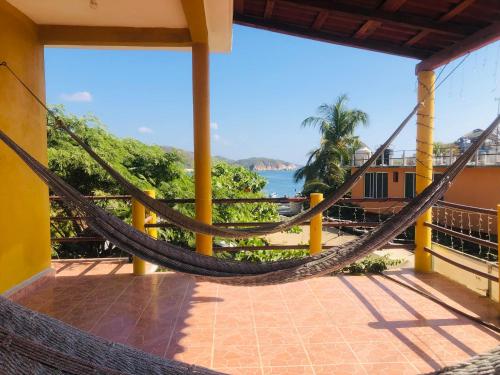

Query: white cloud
138,126,153,134
60,91,93,102
213,134,221,141
210,122,219,130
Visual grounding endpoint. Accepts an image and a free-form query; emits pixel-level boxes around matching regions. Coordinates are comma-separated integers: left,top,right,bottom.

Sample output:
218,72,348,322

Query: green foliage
337,254,403,274
48,108,278,257
295,94,368,195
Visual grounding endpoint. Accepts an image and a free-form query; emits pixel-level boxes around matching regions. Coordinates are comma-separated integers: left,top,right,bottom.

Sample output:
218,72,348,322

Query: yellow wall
0,0,51,293
431,243,498,303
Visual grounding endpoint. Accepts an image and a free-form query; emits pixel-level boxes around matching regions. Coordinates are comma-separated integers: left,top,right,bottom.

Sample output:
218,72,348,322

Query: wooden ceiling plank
264,0,276,19
405,0,476,46
312,10,328,30
380,0,408,12
416,22,500,72
282,0,474,37
235,14,432,60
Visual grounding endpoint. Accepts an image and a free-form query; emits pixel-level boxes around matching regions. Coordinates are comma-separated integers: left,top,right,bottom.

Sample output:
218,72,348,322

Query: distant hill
161,146,232,169
162,146,298,171
234,157,299,171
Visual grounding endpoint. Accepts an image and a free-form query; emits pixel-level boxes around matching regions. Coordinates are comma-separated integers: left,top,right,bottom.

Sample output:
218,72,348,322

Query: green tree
294,94,368,195
47,108,278,257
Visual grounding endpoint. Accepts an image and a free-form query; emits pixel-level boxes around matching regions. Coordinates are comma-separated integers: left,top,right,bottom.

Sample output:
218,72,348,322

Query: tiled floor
13,259,500,375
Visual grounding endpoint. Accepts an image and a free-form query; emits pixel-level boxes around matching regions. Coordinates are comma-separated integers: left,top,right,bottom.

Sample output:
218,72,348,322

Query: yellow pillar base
132,189,157,275
309,193,324,255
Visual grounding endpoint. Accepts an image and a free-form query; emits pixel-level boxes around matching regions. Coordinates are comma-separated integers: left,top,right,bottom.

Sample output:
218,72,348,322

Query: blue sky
45,25,500,165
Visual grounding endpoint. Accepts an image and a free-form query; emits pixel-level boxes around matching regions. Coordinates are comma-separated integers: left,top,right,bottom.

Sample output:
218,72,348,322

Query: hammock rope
1,61,429,238
1,111,498,285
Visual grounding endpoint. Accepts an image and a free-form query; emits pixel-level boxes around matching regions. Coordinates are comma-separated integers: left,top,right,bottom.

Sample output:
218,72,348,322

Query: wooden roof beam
264,0,276,19
416,22,500,73
311,10,328,30
405,0,476,46
181,0,208,43
39,25,192,47
234,14,432,60
283,0,474,37
353,0,407,40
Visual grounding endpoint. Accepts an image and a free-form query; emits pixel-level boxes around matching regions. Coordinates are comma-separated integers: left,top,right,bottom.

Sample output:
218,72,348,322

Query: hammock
1,114,498,285
50,103,418,239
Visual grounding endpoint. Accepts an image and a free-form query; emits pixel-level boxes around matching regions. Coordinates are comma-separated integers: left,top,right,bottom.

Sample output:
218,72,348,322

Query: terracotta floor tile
213,345,260,368
165,346,212,368
256,326,301,345
252,299,288,313
170,326,214,347
291,310,332,327
215,367,262,375
313,364,366,375
126,333,170,357
216,313,254,328
295,326,343,344
262,365,314,374
259,344,310,367
349,341,407,364
214,328,258,347
362,362,419,374
338,325,395,343
254,312,293,328
305,343,358,365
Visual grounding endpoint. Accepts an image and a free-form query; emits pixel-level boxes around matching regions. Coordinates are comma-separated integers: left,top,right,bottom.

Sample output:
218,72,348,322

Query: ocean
258,170,303,197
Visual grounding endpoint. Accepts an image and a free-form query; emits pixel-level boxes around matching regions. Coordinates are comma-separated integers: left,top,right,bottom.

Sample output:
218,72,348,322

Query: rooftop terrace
12,258,500,375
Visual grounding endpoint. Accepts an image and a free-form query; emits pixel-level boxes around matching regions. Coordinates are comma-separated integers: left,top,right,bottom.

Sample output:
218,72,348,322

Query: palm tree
295,94,368,195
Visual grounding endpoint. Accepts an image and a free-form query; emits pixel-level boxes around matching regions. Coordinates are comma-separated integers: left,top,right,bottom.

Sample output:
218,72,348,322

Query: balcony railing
351,146,500,167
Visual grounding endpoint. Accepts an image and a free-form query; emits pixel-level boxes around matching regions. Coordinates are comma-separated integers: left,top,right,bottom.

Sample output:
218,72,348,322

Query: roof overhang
234,0,500,73
6,0,233,52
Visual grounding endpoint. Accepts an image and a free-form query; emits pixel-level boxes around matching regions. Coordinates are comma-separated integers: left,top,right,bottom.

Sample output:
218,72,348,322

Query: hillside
234,157,298,171
162,146,298,171
161,146,232,168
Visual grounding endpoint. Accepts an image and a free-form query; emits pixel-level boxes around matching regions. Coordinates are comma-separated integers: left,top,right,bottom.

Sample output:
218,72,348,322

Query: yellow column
192,42,212,256
132,190,157,275
415,70,435,272
309,193,324,255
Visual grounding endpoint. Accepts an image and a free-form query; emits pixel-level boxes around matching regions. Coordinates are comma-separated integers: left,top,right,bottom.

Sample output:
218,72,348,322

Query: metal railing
351,146,500,168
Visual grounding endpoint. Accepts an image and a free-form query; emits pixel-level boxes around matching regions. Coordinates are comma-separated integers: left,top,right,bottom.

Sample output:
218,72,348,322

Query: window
405,173,416,198
393,172,399,183
364,172,388,199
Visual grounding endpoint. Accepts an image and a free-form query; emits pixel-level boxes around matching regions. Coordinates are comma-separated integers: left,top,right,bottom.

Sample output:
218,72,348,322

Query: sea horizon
258,170,303,197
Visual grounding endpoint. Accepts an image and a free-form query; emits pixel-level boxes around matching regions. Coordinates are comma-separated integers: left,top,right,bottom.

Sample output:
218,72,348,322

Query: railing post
132,190,156,275
497,204,500,303
309,193,324,255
